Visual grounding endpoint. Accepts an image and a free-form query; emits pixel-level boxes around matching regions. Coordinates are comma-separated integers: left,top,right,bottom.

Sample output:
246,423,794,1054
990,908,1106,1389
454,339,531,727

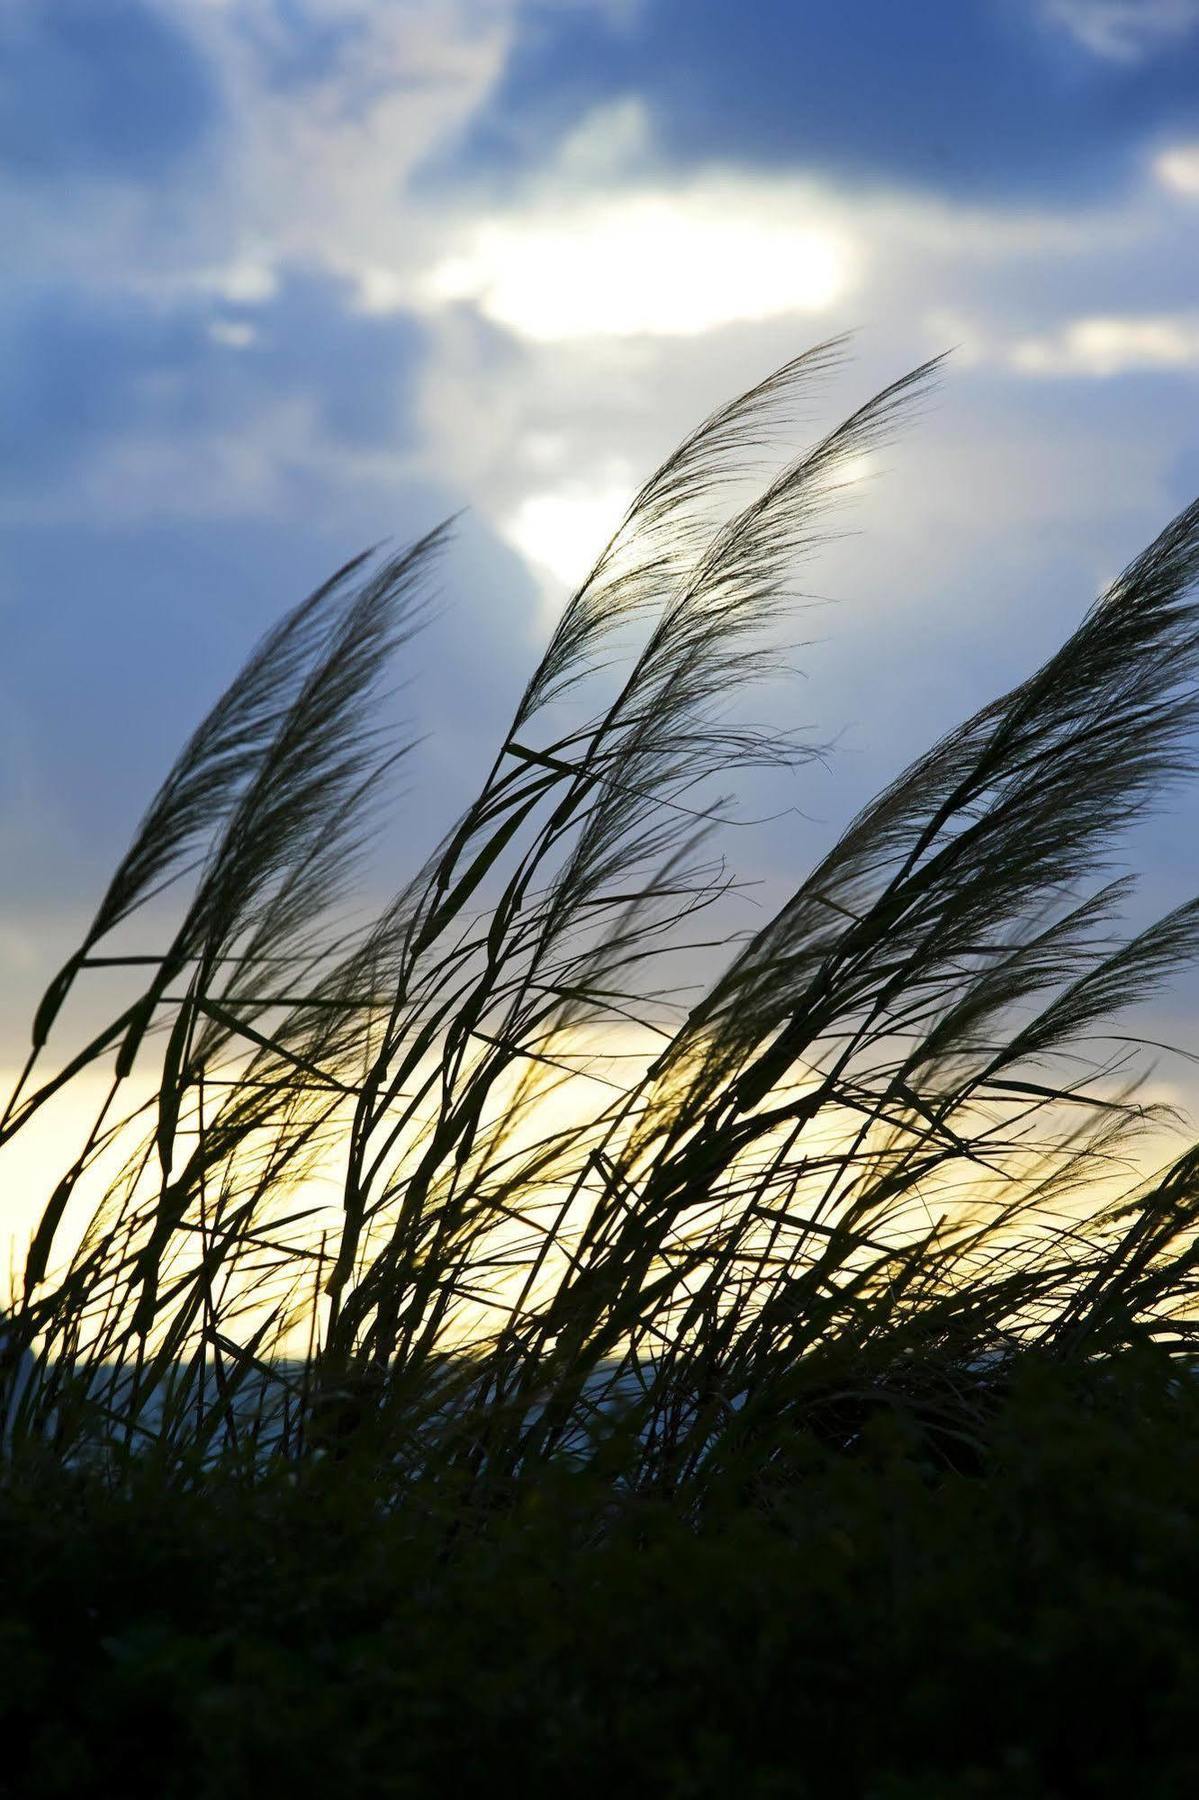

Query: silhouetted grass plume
5,342,1199,1512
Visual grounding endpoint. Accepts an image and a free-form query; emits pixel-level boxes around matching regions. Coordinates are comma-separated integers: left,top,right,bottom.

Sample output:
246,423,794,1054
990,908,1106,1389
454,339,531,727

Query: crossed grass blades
5,339,1199,1502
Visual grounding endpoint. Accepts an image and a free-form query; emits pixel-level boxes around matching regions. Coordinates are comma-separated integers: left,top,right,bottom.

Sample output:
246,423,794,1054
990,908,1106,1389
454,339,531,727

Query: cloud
0,0,219,179
439,0,1199,203
3,0,1199,1080
1044,0,1199,62
418,177,854,341
0,270,428,517
208,318,258,348
1011,313,1199,375
1156,141,1199,193
500,466,635,620
222,0,371,96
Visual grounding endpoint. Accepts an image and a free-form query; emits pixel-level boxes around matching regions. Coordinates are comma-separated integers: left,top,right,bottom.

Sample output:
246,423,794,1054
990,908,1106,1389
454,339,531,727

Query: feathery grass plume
5,347,1199,1502
511,490,1199,1484
514,336,849,722
319,354,943,1393
2,533,445,1442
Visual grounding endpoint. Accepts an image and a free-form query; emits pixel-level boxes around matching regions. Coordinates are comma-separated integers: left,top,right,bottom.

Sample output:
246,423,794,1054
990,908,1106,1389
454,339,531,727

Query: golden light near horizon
5,1009,1194,1367
0,1068,163,1313
0,1019,664,1353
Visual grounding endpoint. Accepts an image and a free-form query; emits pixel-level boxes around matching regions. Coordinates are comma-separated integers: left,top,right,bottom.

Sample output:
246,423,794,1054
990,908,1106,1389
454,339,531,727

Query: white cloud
208,317,258,347
1155,142,1199,195
418,182,855,341
207,260,277,304
552,96,656,183
1044,0,1199,61
1010,314,1199,376
500,469,634,617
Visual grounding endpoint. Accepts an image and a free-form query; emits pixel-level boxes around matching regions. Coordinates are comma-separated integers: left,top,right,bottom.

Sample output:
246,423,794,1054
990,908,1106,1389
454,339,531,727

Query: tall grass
5,342,1199,1507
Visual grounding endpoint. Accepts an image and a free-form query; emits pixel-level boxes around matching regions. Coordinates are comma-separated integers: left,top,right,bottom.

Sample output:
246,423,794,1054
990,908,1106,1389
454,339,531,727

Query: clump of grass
5,1347,1199,1798
4,342,1199,1507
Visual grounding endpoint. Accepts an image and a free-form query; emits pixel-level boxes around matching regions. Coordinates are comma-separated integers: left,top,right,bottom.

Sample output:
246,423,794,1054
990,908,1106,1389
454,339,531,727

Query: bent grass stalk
4,345,1199,1501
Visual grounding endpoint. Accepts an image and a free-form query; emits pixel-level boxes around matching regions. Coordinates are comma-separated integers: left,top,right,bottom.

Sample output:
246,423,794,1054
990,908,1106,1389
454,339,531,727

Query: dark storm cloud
438,0,1199,200
0,0,218,179
0,271,427,493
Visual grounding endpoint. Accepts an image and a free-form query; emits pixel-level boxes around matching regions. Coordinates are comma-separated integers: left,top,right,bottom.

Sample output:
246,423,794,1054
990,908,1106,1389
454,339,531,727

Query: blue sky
448,0,1199,199
3,0,1199,1070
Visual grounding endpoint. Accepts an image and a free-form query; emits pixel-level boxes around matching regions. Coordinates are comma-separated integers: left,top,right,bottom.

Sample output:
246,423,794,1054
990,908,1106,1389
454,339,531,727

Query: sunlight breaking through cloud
500,471,635,615
420,185,854,341
1156,142,1199,194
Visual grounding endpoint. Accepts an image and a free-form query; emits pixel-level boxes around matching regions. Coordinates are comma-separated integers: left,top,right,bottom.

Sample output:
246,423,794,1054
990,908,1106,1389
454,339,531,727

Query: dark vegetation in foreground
4,344,1199,1793
5,1352,1199,1798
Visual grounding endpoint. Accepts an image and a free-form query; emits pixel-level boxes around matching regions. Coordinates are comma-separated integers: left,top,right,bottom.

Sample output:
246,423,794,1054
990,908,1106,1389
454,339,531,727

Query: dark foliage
2,1352,1198,1798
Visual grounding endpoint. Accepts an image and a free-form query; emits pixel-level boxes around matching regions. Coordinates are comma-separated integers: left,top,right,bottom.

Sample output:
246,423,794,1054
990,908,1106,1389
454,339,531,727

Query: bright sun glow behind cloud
1155,141,1199,194
500,472,634,619
419,185,854,341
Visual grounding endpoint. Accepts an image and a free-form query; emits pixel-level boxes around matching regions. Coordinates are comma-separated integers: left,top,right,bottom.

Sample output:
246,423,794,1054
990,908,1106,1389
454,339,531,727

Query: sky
3,0,1199,1076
